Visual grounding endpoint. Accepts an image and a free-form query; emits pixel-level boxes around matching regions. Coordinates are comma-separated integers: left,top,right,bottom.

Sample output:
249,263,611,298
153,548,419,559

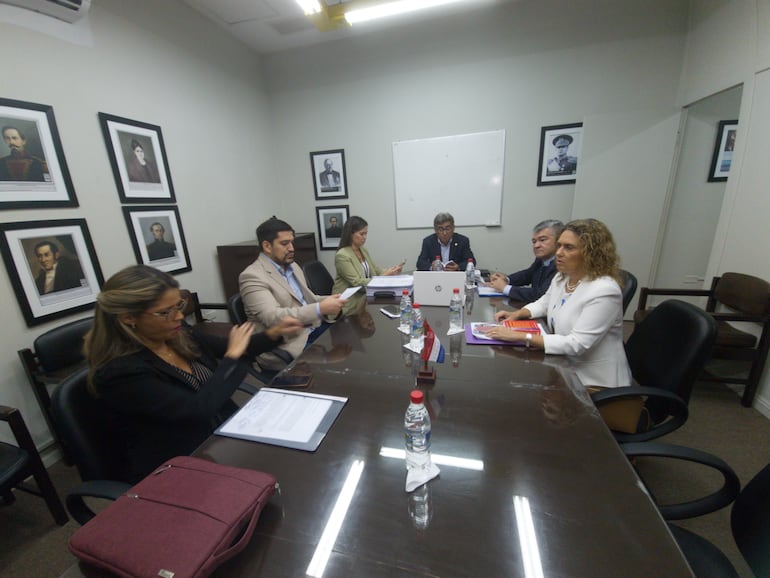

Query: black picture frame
98,112,176,203
122,205,192,274
0,219,103,327
310,149,348,200
0,97,78,210
708,119,738,182
537,122,583,186
316,205,349,251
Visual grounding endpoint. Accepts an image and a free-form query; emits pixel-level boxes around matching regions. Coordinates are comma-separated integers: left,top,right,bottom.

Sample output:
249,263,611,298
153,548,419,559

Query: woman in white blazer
486,218,631,388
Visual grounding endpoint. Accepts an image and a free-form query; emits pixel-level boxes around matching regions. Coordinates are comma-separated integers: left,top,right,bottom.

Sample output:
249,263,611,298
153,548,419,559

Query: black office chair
49,368,132,524
623,442,768,578
591,299,717,442
0,404,68,525
227,292,247,325
17,316,93,460
302,260,334,295
619,269,637,315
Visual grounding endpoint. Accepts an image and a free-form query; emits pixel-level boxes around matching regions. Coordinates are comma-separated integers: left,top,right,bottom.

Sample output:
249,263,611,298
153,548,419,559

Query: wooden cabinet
216,233,317,299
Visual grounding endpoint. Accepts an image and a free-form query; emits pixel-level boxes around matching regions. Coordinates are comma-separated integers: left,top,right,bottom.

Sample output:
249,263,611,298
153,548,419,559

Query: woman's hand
224,322,256,359
483,326,521,342
494,310,517,322
266,316,304,341
384,264,403,276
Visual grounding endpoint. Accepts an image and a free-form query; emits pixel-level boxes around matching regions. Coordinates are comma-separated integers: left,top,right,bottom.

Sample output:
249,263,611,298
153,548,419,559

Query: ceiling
182,0,507,55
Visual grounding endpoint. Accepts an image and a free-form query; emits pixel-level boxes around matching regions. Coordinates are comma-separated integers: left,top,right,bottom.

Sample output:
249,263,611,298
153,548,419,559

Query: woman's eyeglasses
147,299,188,321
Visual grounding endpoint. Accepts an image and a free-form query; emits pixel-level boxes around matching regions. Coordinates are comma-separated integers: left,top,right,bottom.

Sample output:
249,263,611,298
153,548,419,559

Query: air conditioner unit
0,0,91,23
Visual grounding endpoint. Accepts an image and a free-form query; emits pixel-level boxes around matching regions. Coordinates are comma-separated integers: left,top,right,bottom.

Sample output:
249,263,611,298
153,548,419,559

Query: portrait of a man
319,158,341,192
546,134,578,176
325,216,342,238
32,239,85,295
0,125,50,182
145,221,176,261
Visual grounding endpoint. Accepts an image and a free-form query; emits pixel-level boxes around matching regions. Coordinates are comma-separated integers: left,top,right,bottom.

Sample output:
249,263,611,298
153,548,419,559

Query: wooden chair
0,405,68,525
634,272,770,407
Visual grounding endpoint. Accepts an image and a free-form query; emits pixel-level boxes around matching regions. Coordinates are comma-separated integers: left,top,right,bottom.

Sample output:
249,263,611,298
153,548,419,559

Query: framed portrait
537,122,583,186
316,205,349,251
310,149,348,200
0,219,103,327
98,112,176,203
0,97,78,210
708,119,738,182
122,205,191,274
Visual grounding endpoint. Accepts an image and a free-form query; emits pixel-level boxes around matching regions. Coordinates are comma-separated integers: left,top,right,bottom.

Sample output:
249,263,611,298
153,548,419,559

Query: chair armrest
0,405,15,420
710,311,770,324
621,442,740,520
590,386,688,442
237,381,259,395
637,287,711,311
66,480,133,525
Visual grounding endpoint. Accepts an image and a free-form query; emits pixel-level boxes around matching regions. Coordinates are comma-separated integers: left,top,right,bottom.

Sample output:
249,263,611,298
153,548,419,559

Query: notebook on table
412,271,466,306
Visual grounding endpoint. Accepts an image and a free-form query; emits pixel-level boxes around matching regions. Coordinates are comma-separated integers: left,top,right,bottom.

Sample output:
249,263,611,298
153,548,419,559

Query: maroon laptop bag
68,456,277,578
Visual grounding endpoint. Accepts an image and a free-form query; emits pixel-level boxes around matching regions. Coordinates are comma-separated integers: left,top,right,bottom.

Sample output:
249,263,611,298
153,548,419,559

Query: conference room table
192,290,692,577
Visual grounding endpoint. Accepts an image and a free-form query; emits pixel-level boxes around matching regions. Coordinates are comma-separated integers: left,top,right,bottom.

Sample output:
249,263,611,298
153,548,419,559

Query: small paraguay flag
421,320,445,363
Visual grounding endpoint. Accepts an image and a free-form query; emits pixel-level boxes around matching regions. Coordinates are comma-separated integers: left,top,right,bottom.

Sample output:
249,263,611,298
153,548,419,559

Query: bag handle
211,493,270,564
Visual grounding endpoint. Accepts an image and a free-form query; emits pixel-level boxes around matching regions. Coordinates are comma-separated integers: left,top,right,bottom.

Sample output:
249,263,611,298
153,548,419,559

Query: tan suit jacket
239,253,326,368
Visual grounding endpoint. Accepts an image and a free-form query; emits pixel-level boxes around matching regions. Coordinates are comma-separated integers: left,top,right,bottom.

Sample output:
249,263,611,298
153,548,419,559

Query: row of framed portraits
311,148,349,251
0,207,190,327
1,97,176,209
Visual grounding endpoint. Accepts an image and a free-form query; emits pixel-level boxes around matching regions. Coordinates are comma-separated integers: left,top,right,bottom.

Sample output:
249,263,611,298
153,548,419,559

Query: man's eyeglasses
147,299,187,321
436,225,454,233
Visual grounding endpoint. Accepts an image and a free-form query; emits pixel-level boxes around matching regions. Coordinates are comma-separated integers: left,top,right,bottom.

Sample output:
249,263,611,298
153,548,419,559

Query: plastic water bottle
449,287,463,331
408,483,432,530
404,389,431,472
430,256,444,271
465,258,476,288
410,304,424,347
399,290,412,333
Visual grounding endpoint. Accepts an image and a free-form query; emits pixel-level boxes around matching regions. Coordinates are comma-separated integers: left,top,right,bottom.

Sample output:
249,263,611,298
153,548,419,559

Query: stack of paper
365,274,413,297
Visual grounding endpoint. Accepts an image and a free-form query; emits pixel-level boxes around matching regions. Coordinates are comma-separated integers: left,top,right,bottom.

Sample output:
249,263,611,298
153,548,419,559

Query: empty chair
623,442,769,578
0,404,68,525
591,299,717,442
619,269,637,315
18,316,93,458
635,272,770,407
302,260,334,296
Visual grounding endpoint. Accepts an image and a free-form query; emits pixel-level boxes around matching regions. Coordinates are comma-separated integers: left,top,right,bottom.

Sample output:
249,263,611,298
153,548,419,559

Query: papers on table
365,274,413,297
215,387,347,451
340,286,361,300
477,285,504,297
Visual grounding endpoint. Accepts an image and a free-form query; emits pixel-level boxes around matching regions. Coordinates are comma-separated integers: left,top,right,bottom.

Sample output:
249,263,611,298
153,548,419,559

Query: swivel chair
302,260,334,295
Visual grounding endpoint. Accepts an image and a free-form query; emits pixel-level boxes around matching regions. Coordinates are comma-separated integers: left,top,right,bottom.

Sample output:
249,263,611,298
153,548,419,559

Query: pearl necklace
565,279,581,292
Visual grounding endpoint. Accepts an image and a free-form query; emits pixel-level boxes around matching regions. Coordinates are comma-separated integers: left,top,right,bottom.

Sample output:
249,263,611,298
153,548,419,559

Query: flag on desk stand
421,321,445,363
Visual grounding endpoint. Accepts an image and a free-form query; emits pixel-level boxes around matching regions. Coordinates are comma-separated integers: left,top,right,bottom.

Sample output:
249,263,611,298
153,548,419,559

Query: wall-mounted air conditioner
0,0,91,23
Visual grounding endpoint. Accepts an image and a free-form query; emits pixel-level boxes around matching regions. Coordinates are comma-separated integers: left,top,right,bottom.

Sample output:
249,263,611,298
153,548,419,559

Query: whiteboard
392,130,505,229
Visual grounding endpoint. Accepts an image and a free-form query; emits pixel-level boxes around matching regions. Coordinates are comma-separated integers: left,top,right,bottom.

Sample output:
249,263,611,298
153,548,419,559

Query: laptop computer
412,271,466,307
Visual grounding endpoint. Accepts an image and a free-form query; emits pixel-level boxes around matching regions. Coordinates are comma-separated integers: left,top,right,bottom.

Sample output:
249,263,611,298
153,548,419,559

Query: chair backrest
50,368,128,483
302,260,334,296
34,316,93,373
227,293,247,325
620,269,638,315
715,272,770,317
731,462,770,577
626,299,717,406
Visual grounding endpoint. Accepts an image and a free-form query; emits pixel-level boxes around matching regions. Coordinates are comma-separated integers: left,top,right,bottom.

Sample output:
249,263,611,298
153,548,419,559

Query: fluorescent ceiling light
306,460,365,578
345,0,466,24
296,0,322,15
513,495,544,578
379,446,484,471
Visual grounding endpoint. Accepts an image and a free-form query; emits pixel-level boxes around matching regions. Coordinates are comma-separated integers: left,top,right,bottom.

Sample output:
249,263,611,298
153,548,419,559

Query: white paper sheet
218,388,346,444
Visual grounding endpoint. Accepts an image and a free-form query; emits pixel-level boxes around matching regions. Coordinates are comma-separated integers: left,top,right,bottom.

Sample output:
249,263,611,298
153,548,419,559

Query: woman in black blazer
84,265,302,482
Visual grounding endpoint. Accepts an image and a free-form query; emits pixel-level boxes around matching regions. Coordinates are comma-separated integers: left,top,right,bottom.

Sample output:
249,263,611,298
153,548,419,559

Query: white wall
681,0,770,413
0,0,277,447
262,0,689,278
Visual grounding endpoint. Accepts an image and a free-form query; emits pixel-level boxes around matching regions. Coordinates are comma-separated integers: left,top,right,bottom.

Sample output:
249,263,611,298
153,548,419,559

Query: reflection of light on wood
513,495,544,578
380,446,484,471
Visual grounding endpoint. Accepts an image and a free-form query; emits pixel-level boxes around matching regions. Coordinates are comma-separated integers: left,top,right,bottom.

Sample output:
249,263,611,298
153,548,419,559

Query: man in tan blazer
239,217,346,370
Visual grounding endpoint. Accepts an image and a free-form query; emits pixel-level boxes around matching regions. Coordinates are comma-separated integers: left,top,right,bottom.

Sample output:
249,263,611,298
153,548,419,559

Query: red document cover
502,320,541,333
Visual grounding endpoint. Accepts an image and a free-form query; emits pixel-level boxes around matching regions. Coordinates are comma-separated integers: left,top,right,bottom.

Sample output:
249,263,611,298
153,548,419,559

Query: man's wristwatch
525,333,532,349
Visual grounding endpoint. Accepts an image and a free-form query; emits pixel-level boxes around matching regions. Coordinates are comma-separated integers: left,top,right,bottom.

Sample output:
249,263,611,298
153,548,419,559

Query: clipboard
215,388,347,452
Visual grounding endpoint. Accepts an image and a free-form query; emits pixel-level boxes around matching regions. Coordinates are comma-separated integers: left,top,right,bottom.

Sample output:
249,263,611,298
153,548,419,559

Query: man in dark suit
318,158,341,192
34,240,85,295
146,222,176,261
487,219,564,302
325,216,342,238
416,212,476,271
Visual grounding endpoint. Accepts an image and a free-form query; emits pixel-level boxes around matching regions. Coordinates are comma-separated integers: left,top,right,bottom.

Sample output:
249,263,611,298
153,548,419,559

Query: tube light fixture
345,0,466,24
